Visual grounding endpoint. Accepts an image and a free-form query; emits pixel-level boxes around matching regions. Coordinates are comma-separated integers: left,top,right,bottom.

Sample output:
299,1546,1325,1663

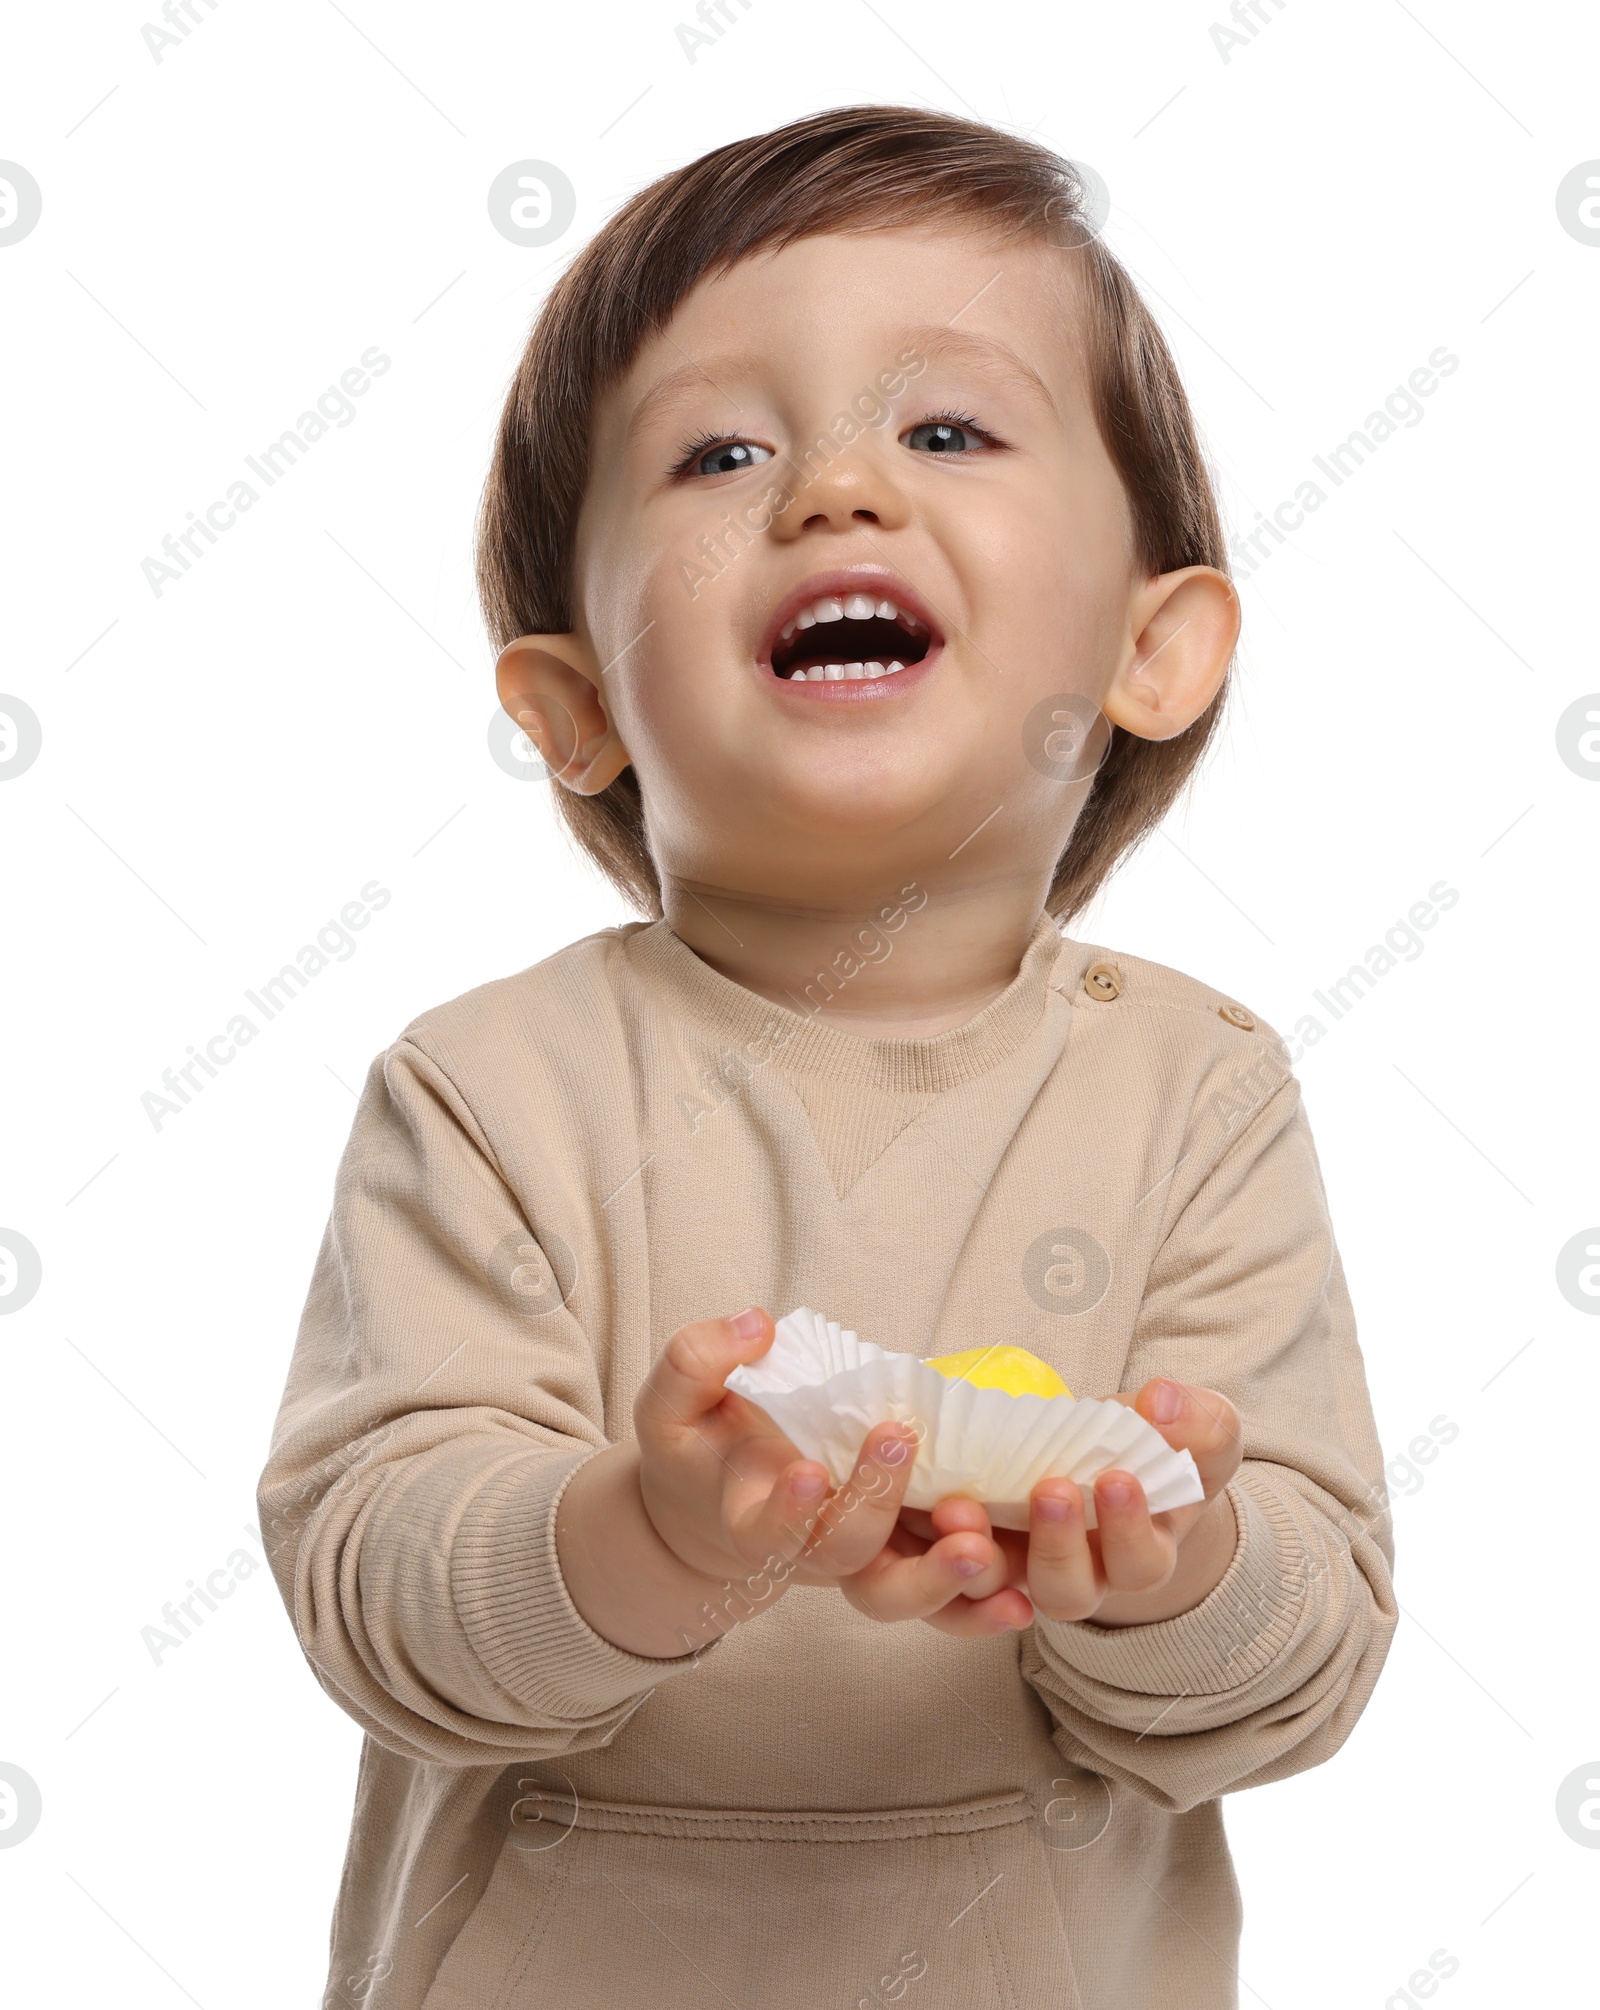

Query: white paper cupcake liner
726,1307,1204,1531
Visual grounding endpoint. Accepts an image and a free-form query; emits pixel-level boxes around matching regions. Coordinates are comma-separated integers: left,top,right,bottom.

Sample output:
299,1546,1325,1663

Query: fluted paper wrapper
725,1308,1204,1531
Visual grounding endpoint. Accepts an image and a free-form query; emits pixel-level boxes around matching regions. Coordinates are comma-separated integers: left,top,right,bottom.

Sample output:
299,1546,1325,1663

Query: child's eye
900,414,1000,456
676,436,775,478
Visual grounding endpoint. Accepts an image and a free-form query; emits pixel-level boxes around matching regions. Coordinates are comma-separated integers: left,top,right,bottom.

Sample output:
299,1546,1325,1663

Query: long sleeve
256,1036,715,1769
1018,1070,1397,1813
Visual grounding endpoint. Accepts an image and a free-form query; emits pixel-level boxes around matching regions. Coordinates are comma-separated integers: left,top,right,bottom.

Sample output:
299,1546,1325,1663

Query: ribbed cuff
1036,1472,1308,1697
451,1447,713,1723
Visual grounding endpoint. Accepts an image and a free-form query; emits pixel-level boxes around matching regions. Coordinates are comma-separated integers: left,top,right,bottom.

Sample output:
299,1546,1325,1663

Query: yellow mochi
923,1346,1071,1400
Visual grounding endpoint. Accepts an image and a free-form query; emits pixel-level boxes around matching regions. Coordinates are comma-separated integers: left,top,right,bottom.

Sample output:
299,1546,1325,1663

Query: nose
768,430,912,541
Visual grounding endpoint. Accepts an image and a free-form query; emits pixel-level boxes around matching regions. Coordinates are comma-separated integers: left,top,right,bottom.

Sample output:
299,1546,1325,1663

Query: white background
2,1,1597,2004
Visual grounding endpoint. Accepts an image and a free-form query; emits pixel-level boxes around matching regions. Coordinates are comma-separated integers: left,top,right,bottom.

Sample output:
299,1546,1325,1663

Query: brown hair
476,104,1232,922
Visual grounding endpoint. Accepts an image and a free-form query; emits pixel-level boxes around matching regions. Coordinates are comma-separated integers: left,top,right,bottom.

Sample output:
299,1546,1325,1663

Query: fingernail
1098,1476,1135,1509
1034,1495,1073,1523
1151,1380,1184,1425
952,1556,985,1579
878,1433,912,1467
729,1307,765,1338
792,1470,826,1499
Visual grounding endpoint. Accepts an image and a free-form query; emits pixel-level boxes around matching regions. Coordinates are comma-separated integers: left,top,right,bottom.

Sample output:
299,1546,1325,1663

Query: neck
660,870,1053,1039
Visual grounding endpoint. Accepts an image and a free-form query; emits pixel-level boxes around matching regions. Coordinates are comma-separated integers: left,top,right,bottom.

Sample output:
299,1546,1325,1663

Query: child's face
510,224,1234,909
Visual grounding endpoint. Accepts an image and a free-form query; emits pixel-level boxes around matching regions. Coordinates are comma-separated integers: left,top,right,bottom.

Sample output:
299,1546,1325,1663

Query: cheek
962,475,1131,680
608,650,693,770
582,490,761,797
581,492,736,676
606,627,736,819
574,511,659,653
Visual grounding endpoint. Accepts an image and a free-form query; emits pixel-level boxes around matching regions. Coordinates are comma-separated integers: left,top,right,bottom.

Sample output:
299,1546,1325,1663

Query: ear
494,634,632,794
1100,567,1240,743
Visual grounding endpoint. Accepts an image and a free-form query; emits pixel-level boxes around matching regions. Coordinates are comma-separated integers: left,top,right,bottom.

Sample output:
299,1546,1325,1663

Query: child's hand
832,1503,1035,1638
634,1308,1026,1637
633,1309,1001,1614
1026,1376,1243,1625
896,1377,1243,1629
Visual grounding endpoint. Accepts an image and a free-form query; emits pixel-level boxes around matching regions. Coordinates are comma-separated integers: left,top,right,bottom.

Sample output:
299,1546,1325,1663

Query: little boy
259,106,1396,2010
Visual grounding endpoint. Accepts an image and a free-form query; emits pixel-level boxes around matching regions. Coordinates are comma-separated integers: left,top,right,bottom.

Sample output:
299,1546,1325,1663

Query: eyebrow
896,326,1059,416
623,322,1060,448
625,355,754,446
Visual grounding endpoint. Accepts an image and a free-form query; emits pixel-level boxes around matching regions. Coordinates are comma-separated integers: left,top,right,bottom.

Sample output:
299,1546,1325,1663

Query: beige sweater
258,914,1395,2010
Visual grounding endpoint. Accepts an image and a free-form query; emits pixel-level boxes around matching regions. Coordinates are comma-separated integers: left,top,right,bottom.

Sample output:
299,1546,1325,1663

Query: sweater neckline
622,911,1068,1095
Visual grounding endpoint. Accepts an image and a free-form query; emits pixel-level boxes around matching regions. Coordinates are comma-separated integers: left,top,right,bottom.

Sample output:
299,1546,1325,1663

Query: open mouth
768,589,937,682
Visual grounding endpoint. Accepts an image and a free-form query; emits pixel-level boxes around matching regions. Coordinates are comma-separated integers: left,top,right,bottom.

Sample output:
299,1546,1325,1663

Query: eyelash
668,431,744,478
916,408,1004,449
669,409,1007,478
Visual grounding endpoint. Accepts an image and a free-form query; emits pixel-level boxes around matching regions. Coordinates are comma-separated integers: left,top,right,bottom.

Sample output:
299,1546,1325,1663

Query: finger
1023,1479,1102,1622
916,1497,1030,1590
838,1527,1007,1625
988,1524,1032,1589
726,1455,836,1570
920,1585,1035,1637
798,1424,922,1576
945,1532,1012,1603
1093,1471,1175,1594
1125,1379,1244,1497
896,1497,987,1543
927,1501,1021,1600
635,1309,775,1444
792,1510,928,1587
927,1495,992,1539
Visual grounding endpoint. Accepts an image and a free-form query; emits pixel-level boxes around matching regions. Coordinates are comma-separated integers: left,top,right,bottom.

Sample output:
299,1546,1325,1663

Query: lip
755,566,946,702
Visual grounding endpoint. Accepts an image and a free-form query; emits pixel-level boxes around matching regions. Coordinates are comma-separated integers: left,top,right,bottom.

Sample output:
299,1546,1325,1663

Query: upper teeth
782,592,921,641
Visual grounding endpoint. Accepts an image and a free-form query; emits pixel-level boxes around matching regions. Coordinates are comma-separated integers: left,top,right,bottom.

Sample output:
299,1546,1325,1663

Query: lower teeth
790,660,905,682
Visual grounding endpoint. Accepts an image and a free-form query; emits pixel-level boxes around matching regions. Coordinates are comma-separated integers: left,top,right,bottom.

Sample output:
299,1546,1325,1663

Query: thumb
1130,1378,1242,1495
636,1308,775,1441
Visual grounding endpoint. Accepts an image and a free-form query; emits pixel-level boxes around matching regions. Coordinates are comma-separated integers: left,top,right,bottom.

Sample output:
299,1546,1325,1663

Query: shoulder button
1218,1002,1256,1030
1083,961,1122,1002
